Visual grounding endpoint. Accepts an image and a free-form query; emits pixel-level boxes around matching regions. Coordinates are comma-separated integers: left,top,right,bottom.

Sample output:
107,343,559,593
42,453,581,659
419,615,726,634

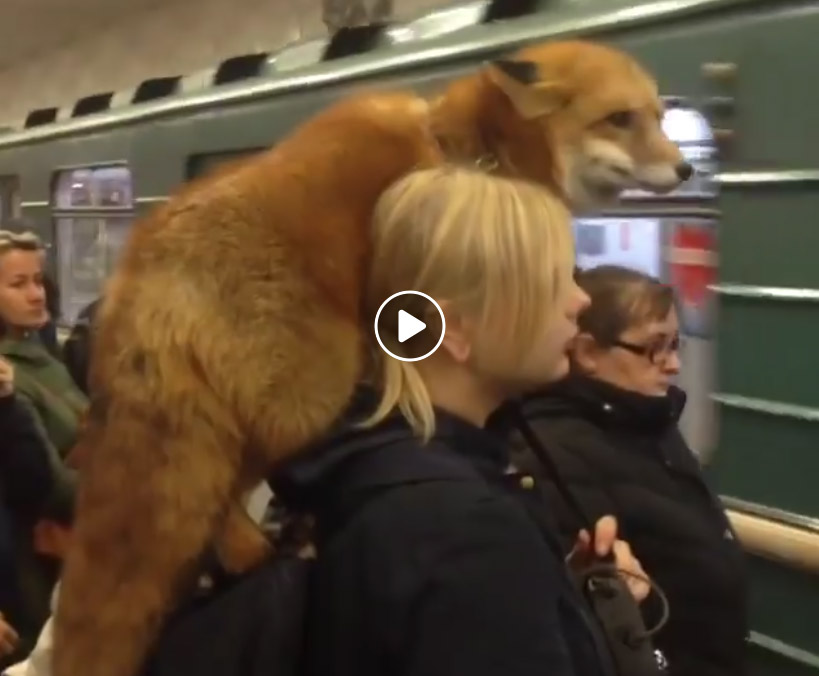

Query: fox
53,39,688,676
432,39,691,210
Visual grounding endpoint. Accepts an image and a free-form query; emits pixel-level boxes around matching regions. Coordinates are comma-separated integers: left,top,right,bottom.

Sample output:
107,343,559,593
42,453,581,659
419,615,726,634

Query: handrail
726,509,819,574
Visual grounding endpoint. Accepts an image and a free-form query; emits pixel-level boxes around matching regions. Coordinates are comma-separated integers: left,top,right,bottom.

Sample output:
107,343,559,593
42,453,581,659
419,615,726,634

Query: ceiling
0,0,169,69
0,0,453,72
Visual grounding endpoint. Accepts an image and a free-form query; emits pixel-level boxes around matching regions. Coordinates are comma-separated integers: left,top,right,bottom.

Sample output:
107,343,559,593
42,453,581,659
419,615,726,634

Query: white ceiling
0,0,458,75
0,0,169,69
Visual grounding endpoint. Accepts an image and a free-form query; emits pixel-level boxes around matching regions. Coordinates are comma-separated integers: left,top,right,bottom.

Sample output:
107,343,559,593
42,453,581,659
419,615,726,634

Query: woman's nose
664,350,681,374
27,284,45,303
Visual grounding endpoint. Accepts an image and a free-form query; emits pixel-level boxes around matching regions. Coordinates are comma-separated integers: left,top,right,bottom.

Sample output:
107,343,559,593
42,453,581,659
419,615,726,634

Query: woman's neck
417,356,506,427
2,326,30,341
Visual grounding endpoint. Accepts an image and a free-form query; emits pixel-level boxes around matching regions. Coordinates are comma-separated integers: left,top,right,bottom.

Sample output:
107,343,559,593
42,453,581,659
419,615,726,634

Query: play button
374,290,446,362
398,310,425,343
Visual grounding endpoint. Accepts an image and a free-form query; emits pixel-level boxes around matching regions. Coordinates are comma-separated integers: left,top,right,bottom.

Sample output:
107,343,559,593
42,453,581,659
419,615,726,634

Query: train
0,0,817,673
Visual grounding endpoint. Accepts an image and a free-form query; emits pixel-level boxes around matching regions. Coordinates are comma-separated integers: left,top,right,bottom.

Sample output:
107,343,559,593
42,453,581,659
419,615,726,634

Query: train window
0,175,21,221
53,165,133,209
186,148,265,179
51,164,134,325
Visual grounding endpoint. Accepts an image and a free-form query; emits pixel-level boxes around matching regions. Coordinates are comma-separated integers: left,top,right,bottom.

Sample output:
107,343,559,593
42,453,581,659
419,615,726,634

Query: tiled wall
0,0,448,126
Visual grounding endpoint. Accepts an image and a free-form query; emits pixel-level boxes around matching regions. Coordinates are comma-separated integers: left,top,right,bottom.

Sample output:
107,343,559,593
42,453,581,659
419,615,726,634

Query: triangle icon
398,309,426,343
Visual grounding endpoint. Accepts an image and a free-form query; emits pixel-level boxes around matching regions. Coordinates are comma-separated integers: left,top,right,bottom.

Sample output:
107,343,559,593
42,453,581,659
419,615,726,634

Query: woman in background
0,229,85,655
518,265,748,676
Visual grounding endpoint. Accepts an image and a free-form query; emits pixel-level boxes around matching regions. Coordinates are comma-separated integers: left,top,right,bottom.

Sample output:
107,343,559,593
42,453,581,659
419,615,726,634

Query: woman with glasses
516,264,749,676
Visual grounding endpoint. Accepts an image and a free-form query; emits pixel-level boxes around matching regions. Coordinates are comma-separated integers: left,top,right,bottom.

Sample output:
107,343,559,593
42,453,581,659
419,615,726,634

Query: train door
0,175,20,222
572,101,719,461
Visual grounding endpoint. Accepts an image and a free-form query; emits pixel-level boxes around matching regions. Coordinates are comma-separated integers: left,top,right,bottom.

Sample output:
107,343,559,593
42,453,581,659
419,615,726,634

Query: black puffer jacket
514,376,749,676
271,387,617,676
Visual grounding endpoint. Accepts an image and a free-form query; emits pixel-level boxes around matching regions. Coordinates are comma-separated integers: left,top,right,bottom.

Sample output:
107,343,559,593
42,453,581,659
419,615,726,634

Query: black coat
62,298,100,396
271,388,617,676
0,394,54,520
515,376,749,676
0,394,57,662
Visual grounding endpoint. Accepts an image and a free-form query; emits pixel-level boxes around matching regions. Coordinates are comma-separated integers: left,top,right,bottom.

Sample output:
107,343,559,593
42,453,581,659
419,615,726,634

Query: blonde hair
0,229,44,257
365,165,575,439
0,229,46,336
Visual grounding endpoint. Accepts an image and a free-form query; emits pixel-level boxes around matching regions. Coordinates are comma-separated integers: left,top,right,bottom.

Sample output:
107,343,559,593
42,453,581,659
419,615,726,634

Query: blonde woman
272,166,647,676
0,228,83,659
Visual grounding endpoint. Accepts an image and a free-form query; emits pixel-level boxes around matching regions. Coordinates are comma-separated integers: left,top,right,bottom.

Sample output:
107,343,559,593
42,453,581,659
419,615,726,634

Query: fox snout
574,137,693,203
634,159,693,193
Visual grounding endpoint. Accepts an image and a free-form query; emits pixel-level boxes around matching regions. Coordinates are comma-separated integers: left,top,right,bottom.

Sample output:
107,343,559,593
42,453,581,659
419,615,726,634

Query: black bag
140,431,416,676
141,556,310,676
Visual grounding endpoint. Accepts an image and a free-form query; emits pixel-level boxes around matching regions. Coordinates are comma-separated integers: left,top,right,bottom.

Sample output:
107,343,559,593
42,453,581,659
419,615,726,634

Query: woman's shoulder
340,452,551,570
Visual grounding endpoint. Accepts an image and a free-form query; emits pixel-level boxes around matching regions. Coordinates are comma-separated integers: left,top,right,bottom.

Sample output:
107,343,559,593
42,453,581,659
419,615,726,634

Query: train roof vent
24,107,59,128
72,92,114,118
482,0,540,22
322,23,391,61
213,53,270,85
274,38,328,72
132,75,182,103
405,1,488,39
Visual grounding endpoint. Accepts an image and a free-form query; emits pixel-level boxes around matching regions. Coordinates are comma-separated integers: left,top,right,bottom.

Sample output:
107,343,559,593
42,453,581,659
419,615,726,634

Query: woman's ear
571,333,600,375
437,301,472,364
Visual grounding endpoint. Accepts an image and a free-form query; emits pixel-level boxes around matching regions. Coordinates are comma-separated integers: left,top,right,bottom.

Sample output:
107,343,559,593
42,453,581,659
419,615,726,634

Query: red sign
668,223,717,337
669,226,717,306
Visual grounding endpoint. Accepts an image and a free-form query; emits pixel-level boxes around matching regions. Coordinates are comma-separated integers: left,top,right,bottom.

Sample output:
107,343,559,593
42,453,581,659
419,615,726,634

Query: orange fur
432,40,686,209
53,40,683,676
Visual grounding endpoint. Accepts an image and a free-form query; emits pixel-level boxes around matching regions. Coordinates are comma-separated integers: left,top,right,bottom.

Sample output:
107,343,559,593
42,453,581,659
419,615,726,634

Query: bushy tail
52,407,242,676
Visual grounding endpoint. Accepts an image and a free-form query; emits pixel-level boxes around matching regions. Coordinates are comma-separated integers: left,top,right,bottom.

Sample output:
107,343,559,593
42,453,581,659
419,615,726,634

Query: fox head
477,40,691,211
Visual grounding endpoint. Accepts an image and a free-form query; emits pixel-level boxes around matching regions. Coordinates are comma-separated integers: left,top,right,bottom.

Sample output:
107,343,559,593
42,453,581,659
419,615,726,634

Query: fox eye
605,110,634,128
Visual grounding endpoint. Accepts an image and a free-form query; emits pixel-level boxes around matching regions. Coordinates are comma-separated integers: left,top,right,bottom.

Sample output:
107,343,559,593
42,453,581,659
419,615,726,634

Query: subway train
0,0,817,673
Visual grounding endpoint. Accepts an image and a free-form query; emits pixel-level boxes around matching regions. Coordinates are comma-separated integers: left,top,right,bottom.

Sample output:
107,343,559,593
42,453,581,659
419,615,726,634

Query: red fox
53,40,687,676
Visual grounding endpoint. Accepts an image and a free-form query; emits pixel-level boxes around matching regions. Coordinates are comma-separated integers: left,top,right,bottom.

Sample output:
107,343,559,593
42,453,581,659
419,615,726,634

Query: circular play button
374,290,446,362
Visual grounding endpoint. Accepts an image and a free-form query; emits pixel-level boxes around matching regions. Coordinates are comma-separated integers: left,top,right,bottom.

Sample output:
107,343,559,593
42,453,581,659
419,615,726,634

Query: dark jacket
62,298,100,396
0,394,58,663
0,395,55,520
516,376,749,676
271,388,616,676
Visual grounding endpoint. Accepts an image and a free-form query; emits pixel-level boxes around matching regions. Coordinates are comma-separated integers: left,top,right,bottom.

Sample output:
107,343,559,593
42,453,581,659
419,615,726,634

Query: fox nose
675,162,693,182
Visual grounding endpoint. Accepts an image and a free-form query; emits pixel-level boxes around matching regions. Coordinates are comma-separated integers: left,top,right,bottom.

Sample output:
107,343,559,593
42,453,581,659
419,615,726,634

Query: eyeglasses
612,333,681,365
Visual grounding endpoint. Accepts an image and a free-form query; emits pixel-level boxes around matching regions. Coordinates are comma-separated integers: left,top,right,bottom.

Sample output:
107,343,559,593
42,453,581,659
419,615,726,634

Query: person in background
0,228,85,652
273,167,649,676
517,264,748,676
61,297,100,397
0,493,72,676
0,355,59,668
0,221,60,360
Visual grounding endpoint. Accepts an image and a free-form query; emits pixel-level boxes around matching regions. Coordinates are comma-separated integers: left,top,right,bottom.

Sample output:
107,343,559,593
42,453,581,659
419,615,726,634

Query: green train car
0,0,816,674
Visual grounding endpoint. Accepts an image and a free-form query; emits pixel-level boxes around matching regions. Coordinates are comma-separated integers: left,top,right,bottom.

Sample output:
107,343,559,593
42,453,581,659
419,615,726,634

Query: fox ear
486,58,569,119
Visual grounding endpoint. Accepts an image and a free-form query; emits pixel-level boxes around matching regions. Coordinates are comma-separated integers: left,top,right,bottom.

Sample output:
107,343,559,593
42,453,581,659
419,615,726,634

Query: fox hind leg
213,499,272,574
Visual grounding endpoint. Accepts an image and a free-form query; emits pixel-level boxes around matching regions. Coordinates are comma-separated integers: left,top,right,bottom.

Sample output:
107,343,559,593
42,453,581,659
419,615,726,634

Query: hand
0,611,19,657
0,358,13,398
567,515,651,603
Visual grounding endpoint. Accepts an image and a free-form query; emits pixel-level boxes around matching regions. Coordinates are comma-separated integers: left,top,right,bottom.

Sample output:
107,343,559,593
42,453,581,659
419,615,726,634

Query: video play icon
374,291,446,362
398,310,426,343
